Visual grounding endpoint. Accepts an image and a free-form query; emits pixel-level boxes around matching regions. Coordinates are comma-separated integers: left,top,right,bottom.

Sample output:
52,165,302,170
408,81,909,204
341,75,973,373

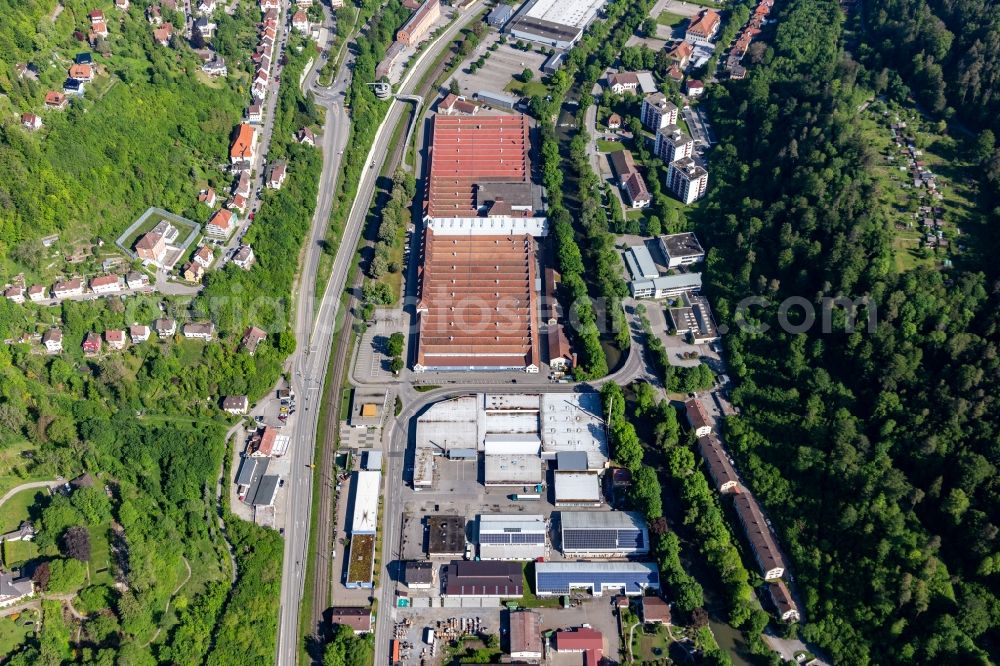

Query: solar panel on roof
563,528,645,551
536,569,659,595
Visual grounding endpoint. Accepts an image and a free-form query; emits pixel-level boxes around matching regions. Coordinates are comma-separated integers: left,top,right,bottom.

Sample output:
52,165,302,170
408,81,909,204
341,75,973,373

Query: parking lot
449,35,549,100
354,308,405,382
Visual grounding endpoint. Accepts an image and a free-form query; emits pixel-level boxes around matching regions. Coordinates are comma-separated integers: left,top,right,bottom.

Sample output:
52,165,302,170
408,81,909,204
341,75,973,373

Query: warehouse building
507,0,608,49
427,515,467,558
534,562,660,597
507,610,543,660
559,511,649,558
769,581,800,623
416,115,548,374
350,471,380,535
444,561,523,597
413,393,608,490
553,471,602,507
478,514,547,560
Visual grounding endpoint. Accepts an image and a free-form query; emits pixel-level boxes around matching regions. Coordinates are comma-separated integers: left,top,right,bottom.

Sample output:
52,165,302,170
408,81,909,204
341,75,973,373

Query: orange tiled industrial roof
427,115,530,219
416,229,539,369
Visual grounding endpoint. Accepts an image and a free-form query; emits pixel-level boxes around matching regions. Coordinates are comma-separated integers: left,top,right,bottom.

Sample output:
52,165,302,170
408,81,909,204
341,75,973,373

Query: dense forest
0,1,323,664
701,0,1000,663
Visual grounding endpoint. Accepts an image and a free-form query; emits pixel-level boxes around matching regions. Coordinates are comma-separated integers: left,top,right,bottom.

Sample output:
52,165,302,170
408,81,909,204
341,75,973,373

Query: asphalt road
274,3,486,664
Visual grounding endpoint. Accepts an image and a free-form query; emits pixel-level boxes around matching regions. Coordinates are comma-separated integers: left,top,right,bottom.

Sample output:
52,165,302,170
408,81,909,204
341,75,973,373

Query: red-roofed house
607,72,640,94
249,426,279,457
292,11,309,32
21,114,42,131
230,123,257,164
607,113,621,130
91,21,109,39
198,188,217,207
82,332,102,356
45,92,68,110
105,329,126,350
153,24,173,46
686,9,721,42
206,208,235,238
686,79,705,97
135,232,166,264
90,274,122,294
69,64,94,81
89,10,106,24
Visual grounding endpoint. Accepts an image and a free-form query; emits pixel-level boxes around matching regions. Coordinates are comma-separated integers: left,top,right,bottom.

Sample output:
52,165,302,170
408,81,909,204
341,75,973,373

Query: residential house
69,64,94,82
769,581,800,623
1,522,35,543
89,10,106,25
206,208,236,238
695,434,739,492
438,93,479,115
233,245,256,270
553,628,604,666
251,68,268,99
666,40,694,68
21,114,42,131
328,607,373,634
240,326,267,355
234,172,251,198
227,194,248,216
125,271,148,290
90,274,122,294
607,113,621,130
183,322,215,341
267,162,287,189
260,0,280,10
195,17,217,40
296,127,316,146
734,492,786,580
154,318,177,337
641,596,671,624
63,79,85,96
667,157,708,204
15,63,39,81
222,395,249,415
147,5,162,24
202,55,228,76
198,188,217,207
684,398,712,436
183,262,205,282
230,123,257,165
27,285,47,302
4,287,24,304
686,79,704,97
129,324,150,343
153,24,173,46
52,278,84,298
685,9,721,42
192,245,214,268
91,21,109,40
666,65,684,83
44,92,68,109
196,0,216,15
82,332,102,356
248,426,279,457
135,231,167,264
640,93,678,131
730,64,747,80
0,571,34,608
247,103,263,123
292,11,309,33
115,0,130,9
42,329,63,353
607,71,640,95
623,172,651,208
105,329,126,350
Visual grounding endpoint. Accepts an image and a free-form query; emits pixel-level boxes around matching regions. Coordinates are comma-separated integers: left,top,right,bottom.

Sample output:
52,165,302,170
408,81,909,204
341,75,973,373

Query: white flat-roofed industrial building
484,454,544,486
478,514,547,560
507,0,608,49
351,471,380,534
413,393,608,490
540,393,608,470
560,511,649,557
554,471,602,506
